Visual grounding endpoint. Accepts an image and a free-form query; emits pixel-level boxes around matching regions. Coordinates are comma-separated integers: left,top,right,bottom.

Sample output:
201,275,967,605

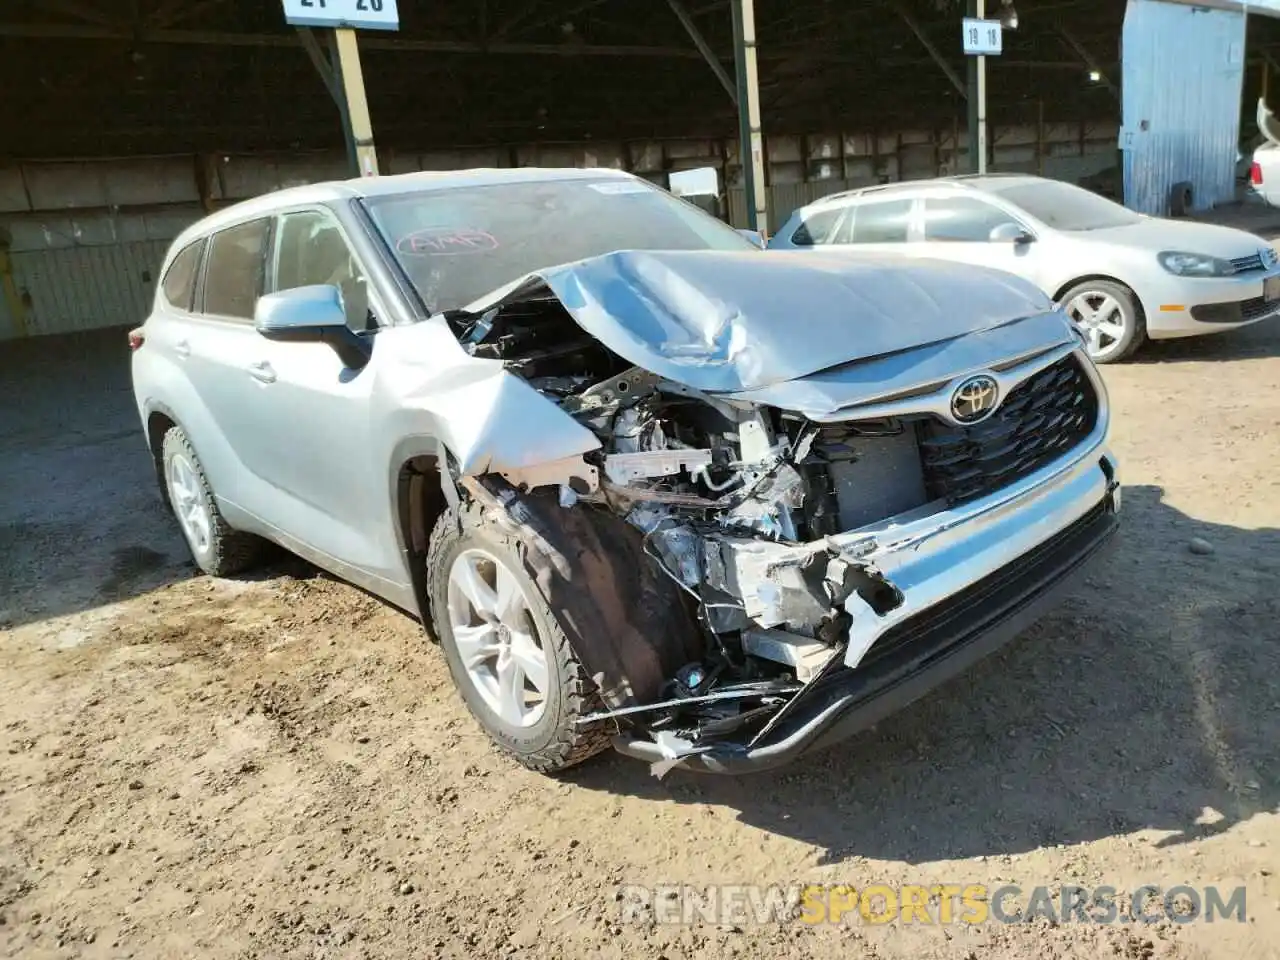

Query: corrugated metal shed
8,241,172,337
1121,0,1247,215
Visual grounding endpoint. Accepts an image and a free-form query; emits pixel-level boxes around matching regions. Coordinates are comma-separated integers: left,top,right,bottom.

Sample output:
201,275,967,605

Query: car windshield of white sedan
981,180,1142,232
365,178,755,314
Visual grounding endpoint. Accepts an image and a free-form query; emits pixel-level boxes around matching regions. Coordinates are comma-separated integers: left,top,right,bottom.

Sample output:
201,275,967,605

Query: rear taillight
1251,162,1264,186
128,327,145,351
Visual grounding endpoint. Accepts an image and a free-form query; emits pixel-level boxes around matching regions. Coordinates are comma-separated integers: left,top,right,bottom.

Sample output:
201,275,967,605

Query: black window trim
920,190,1036,243
789,203,843,247
842,195,916,245
160,236,207,314
268,202,384,334
195,215,276,325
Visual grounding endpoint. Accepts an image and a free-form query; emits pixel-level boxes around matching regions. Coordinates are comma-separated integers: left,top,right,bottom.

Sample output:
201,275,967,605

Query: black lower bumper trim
1190,297,1278,324
613,490,1120,775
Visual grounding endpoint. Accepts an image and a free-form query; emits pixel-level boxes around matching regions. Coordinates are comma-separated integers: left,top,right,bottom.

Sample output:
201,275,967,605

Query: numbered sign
281,0,400,31
962,18,1002,56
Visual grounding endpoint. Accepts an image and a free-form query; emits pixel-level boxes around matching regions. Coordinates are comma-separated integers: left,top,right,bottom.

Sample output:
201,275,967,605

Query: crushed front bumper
613,445,1122,775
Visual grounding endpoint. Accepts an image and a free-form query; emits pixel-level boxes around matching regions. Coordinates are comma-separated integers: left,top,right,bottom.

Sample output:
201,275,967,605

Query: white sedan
769,174,1280,362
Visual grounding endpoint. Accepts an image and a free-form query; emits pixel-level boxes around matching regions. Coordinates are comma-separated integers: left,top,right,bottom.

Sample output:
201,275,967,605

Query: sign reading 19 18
281,0,400,31
961,17,1002,56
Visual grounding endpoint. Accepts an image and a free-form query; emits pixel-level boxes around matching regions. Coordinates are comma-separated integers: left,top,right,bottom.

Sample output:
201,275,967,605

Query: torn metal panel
741,628,836,682
604,449,714,485
500,454,599,493
380,316,603,478
457,249,1057,393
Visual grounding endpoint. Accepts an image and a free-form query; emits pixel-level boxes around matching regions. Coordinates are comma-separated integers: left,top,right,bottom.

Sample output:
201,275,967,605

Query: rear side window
789,207,841,246
923,196,1021,242
160,239,204,311
202,219,270,320
848,199,913,244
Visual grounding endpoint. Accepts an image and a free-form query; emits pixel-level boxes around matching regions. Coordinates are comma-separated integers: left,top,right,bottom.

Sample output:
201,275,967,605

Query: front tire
425,502,612,773
1060,279,1146,363
161,426,261,576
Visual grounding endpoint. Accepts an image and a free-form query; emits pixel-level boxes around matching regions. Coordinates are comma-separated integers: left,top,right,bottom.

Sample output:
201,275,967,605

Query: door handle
173,339,191,359
247,360,277,384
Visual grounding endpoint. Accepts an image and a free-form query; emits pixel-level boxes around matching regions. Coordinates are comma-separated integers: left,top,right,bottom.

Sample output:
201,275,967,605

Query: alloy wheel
1065,290,1129,361
167,452,211,554
446,548,550,728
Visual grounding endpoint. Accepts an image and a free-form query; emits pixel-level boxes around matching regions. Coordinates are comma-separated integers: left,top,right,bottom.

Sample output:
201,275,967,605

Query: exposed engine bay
442,284,1105,773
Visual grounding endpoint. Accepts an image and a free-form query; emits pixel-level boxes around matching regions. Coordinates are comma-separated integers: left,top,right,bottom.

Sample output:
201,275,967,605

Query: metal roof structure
0,0,1117,157
0,0,1278,160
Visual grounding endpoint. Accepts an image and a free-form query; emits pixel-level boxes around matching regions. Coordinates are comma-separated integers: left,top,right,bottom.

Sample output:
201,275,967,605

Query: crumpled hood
465,249,1055,393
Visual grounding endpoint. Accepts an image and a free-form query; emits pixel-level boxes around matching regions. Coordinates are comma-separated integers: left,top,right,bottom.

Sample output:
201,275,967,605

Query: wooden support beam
0,21,708,58
44,0,117,26
893,1,966,98
667,0,738,105
296,26,342,110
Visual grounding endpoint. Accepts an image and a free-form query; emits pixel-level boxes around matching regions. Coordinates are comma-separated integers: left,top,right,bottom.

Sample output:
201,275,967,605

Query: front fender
374,321,602,482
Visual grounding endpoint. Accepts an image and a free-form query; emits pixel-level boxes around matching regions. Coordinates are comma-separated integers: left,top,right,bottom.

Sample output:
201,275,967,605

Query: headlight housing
1157,251,1235,277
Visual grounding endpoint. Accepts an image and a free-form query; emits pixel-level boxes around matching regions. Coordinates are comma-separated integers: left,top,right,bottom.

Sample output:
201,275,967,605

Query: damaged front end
444,250,1121,775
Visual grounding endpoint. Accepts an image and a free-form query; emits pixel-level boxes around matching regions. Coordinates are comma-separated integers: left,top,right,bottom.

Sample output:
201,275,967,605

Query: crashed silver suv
130,168,1121,776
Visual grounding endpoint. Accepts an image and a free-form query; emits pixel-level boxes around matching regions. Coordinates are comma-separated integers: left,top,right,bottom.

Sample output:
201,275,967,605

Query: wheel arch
1052,274,1148,322
392,436,456,626
144,402,181,508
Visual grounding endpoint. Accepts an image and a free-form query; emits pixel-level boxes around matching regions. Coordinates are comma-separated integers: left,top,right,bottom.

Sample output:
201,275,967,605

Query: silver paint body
132,168,1118,664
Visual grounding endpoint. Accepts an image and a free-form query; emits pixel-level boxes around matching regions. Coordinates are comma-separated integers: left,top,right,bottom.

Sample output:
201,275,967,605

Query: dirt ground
2,309,1278,960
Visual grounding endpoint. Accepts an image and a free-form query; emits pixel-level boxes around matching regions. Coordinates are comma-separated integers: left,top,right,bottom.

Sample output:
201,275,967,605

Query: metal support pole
731,0,767,235
0,240,28,338
332,28,379,177
976,0,988,174
966,0,979,172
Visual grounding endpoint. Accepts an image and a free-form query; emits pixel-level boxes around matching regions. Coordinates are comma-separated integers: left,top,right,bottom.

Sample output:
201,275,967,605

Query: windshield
978,179,1142,231
363,177,755,314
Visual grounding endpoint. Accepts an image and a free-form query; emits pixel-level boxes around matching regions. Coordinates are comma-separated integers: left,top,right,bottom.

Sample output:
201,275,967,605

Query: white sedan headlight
1157,251,1235,277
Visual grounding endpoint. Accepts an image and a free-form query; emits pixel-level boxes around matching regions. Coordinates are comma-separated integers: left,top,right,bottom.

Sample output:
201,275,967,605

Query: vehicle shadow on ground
569,484,1280,866
1135,318,1280,363
0,327,320,630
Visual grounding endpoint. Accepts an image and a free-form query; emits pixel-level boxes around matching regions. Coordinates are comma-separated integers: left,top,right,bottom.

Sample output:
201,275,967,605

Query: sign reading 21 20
280,0,400,31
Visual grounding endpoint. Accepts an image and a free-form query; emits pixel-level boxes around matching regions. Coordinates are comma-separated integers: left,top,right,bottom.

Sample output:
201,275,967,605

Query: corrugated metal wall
7,241,172,336
0,120,1119,339
1121,0,1246,215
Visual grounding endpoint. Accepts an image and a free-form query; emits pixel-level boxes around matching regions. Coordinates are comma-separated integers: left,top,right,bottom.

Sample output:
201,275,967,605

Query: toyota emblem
950,374,1000,424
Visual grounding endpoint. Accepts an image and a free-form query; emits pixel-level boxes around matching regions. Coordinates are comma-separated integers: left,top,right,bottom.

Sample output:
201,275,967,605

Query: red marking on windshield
397,227,499,256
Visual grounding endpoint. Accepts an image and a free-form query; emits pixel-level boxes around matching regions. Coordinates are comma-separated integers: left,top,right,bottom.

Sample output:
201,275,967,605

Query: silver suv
131,168,1121,776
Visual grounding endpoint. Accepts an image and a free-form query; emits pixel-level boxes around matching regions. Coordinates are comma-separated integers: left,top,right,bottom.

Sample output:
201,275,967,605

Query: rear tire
161,426,262,576
1060,279,1146,363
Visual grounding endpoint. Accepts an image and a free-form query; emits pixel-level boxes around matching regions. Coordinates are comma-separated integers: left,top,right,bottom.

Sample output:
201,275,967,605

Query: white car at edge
770,174,1280,363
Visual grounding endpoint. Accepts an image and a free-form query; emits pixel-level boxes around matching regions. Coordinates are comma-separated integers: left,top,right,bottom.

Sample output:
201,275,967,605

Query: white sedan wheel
1065,289,1130,362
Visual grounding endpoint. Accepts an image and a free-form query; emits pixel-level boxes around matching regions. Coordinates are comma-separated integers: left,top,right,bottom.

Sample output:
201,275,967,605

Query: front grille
1230,253,1265,274
1239,296,1276,322
917,355,1098,505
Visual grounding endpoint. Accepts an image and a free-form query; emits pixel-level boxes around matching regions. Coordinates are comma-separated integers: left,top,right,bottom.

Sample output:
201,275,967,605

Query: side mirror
989,222,1035,245
254,284,370,369
738,228,766,249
